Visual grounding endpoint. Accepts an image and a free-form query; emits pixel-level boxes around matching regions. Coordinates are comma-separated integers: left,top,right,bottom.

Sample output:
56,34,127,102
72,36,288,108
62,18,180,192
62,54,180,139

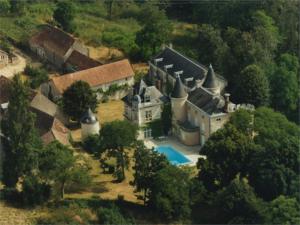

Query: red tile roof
29,25,75,57
52,59,134,94
65,50,102,71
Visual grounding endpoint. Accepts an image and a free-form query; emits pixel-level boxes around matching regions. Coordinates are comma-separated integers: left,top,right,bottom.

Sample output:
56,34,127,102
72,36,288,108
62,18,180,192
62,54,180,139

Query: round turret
170,75,188,123
81,108,100,139
202,64,219,94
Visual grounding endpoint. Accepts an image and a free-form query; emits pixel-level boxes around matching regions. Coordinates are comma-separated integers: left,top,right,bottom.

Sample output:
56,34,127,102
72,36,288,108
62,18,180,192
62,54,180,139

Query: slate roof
123,80,165,106
171,75,187,98
29,25,75,57
188,88,225,115
65,50,102,71
202,64,218,89
52,59,134,94
151,47,226,89
80,108,98,124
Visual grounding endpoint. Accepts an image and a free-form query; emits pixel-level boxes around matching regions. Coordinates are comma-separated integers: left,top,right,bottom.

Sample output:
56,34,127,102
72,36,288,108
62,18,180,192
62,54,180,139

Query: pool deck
144,136,206,166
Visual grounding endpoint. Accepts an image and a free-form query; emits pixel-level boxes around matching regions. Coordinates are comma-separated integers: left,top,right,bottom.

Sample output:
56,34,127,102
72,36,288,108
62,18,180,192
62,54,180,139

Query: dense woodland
0,0,299,224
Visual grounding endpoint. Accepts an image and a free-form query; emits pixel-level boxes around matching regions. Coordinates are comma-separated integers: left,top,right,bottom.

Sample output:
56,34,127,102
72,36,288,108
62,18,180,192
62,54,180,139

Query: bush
82,134,101,154
36,203,93,225
24,65,48,89
21,175,51,206
102,27,137,55
2,187,22,205
97,204,134,225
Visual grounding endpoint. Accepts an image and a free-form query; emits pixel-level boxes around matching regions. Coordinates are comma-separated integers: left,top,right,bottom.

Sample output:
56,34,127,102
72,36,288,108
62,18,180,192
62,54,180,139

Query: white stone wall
137,103,162,126
171,96,187,123
81,122,100,140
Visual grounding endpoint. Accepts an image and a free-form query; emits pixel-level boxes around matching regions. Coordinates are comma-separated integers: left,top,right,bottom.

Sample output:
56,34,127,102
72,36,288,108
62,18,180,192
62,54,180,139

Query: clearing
68,101,141,204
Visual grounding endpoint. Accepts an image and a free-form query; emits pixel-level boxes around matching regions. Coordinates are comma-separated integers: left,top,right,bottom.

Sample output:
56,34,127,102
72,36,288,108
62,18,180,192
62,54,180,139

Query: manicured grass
97,100,124,125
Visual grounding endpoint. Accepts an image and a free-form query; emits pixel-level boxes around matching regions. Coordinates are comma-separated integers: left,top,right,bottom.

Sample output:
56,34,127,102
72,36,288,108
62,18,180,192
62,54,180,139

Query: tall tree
237,64,270,107
10,0,26,15
53,1,76,33
248,107,299,200
1,74,42,187
197,123,258,191
132,141,169,204
99,120,138,181
135,5,172,60
62,80,98,121
269,54,299,121
0,0,10,14
196,24,229,72
265,195,300,225
39,141,91,199
149,165,191,221
214,177,265,224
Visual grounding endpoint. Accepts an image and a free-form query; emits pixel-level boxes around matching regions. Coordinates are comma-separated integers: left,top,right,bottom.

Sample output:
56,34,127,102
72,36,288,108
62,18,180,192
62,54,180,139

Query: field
68,101,140,202
0,1,198,62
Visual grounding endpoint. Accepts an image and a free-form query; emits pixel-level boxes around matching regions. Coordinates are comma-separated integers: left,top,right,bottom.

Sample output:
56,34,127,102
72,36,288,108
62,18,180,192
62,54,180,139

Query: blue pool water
155,145,191,166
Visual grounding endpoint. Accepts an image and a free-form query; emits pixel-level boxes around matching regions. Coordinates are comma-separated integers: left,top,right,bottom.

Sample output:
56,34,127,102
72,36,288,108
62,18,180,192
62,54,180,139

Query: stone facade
150,47,253,147
29,25,89,69
123,80,165,139
81,108,100,139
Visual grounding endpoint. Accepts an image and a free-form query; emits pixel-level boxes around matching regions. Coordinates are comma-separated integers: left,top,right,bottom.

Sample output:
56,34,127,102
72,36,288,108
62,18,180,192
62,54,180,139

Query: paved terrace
144,136,206,166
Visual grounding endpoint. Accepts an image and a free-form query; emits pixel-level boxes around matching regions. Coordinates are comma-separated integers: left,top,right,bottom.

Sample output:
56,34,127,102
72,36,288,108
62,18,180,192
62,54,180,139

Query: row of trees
1,75,91,205
192,1,299,123
195,107,300,223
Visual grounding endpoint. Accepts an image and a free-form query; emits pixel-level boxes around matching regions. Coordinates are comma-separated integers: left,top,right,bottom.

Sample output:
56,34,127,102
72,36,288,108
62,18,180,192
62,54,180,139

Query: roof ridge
165,47,226,81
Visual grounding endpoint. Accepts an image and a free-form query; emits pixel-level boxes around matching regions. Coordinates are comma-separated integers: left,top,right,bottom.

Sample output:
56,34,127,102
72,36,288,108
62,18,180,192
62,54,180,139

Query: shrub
82,134,101,154
102,27,137,55
36,203,93,225
21,175,51,206
2,187,22,205
97,204,134,225
24,65,48,89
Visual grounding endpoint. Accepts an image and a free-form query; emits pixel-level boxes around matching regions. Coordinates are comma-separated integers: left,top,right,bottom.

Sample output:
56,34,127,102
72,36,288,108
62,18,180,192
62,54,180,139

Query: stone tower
170,74,188,123
202,64,219,94
80,108,100,140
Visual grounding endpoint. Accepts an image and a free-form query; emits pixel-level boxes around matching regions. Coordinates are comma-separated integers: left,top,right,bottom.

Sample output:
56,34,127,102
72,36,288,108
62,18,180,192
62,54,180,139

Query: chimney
224,93,230,113
195,79,202,88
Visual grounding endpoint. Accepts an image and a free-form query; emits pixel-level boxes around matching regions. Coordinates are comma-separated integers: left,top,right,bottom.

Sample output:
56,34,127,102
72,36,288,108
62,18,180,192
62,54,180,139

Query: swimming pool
155,145,191,166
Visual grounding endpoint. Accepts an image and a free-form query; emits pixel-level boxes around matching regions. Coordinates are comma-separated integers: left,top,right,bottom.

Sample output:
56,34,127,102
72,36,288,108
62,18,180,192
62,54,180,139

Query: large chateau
124,47,253,146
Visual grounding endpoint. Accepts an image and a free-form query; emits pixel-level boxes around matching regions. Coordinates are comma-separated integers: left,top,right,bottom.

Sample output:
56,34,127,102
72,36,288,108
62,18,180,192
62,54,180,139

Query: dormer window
145,95,150,102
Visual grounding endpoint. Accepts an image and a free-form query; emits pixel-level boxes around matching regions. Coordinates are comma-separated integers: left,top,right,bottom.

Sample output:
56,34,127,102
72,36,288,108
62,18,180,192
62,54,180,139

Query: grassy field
68,101,139,203
0,1,198,62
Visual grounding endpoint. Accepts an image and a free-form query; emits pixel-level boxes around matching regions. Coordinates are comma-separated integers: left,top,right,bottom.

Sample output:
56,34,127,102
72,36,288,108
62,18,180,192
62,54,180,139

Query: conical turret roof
171,75,187,98
80,108,98,124
202,64,218,89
